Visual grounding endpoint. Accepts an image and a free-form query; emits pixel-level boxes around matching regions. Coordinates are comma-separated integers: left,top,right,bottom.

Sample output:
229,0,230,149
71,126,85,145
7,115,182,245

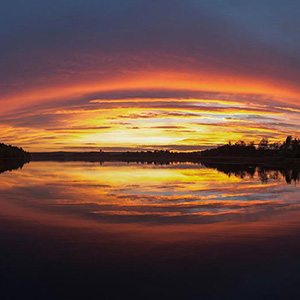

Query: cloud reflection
0,162,299,225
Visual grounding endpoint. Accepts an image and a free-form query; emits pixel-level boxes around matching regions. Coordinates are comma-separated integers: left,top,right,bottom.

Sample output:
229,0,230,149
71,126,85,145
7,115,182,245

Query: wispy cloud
1,0,300,150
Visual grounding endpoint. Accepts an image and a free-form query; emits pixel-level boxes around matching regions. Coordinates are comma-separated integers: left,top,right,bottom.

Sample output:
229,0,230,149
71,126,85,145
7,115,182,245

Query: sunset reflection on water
2,161,300,299
1,161,300,226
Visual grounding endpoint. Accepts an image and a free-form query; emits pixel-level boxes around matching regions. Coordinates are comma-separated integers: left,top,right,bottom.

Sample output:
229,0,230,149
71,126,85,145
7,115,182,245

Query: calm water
1,161,300,299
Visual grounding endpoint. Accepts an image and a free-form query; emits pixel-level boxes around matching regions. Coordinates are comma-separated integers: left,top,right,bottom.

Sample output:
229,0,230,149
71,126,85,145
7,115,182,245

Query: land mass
29,150,300,168
30,150,201,163
29,136,300,166
3,136,300,171
0,143,30,173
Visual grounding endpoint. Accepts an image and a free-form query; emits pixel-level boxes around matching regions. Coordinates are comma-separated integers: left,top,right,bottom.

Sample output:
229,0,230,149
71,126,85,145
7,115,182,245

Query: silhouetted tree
292,138,300,152
285,135,293,150
0,143,30,160
258,138,269,150
269,142,281,150
201,135,300,158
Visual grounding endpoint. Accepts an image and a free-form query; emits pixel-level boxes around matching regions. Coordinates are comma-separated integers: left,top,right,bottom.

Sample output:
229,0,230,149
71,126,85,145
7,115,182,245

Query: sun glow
1,70,300,151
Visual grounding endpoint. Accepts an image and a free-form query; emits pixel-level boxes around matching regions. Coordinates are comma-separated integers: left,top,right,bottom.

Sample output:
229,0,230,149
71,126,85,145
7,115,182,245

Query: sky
1,0,300,152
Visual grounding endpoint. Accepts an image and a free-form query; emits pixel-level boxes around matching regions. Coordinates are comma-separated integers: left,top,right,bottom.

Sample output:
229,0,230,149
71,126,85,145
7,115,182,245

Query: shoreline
27,151,300,169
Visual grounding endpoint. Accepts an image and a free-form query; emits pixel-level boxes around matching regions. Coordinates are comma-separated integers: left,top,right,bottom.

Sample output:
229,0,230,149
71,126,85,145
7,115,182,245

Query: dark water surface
1,161,300,299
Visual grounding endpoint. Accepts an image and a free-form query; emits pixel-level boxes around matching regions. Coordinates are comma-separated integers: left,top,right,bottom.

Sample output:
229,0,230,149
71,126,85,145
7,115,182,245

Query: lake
1,161,300,299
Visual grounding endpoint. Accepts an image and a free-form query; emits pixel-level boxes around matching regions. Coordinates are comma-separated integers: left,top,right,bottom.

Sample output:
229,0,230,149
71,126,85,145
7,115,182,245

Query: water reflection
2,161,300,299
1,161,300,225
201,162,300,184
0,158,29,174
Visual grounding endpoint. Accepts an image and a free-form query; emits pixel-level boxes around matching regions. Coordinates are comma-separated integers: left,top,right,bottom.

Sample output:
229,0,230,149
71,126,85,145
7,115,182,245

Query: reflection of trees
257,169,281,183
257,168,268,183
202,162,300,184
0,159,29,174
291,170,300,183
201,163,256,179
279,169,300,184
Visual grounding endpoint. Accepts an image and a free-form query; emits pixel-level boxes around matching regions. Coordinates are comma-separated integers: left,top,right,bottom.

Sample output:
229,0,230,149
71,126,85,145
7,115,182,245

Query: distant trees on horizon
201,136,300,157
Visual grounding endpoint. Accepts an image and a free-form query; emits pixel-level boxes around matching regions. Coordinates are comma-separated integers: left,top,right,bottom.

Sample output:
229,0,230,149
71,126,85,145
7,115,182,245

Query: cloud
1,0,300,150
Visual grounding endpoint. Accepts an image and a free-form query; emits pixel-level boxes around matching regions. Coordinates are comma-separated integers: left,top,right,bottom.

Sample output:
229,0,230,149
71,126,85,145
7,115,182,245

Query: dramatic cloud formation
1,0,299,151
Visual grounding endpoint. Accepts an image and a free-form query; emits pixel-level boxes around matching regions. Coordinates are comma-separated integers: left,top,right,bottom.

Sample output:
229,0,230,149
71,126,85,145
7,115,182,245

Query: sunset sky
1,0,300,152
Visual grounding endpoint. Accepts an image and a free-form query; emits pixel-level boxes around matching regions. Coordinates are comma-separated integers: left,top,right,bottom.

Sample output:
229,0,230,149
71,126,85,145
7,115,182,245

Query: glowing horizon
1,1,300,151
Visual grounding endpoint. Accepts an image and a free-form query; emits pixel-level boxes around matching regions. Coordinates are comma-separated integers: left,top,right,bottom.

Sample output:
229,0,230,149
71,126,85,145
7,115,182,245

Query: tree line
0,143,30,160
200,136,300,157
